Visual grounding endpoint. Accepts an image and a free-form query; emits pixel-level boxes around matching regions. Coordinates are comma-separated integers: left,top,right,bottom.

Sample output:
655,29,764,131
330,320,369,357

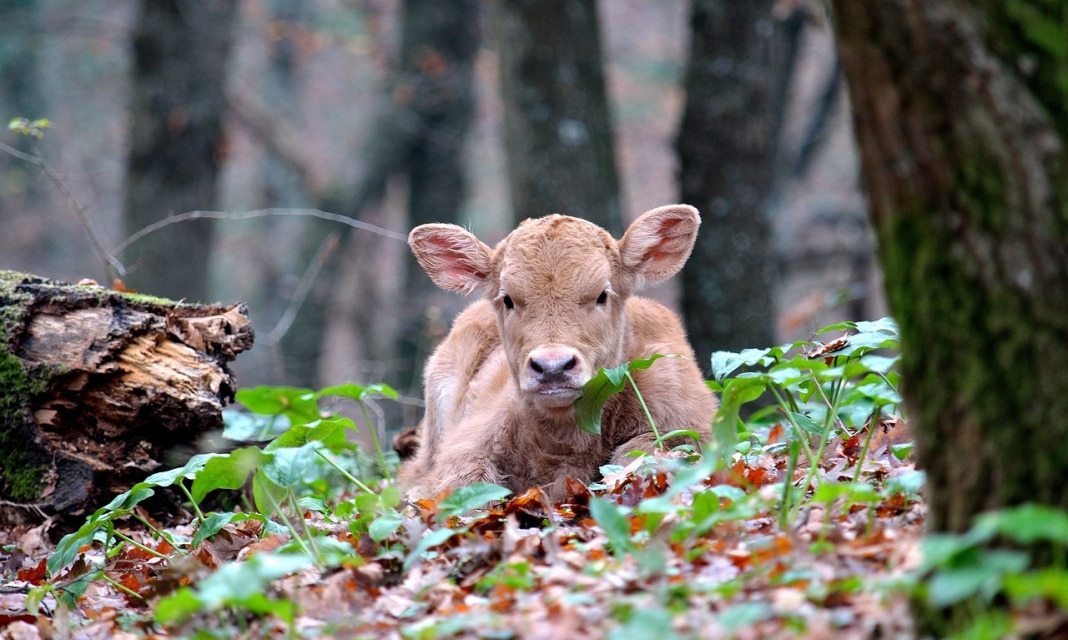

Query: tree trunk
283,0,480,390
677,0,782,371
828,0,1068,533
122,0,237,302
0,0,46,209
0,271,253,530
493,0,622,234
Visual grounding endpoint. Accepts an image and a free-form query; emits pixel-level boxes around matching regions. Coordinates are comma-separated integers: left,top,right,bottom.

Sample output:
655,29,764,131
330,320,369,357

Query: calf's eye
503,294,514,310
596,290,608,305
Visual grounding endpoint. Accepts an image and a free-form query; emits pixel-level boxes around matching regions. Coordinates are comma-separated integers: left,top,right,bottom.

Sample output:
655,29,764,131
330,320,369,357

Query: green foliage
38,317,1068,637
575,353,673,436
708,318,903,525
7,117,52,139
918,503,1068,637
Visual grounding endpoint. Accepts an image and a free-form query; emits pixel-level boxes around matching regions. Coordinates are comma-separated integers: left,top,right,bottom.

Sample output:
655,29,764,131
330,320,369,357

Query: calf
400,205,717,501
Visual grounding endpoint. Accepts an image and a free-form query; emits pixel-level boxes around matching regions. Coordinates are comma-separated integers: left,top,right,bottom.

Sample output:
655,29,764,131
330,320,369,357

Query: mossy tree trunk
828,0,1068,533
0,271,253,531
828,3,1068,628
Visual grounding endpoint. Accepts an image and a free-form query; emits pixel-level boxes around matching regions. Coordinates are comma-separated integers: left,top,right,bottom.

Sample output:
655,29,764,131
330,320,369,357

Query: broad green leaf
709,377,766,461
437,483,512,520
236,386,320,423
574,354,672,435
144,453,219,487
927,551,1028,607
1005,568,1068,610
101,483,156,512
156,552,312,624
717,602,772,630
710,347,773,381
191,512,237,547
883,469,924,497
261,443,319,489
609,607,680,640
812,482,879,505
48,522,102,577
379,485,402,510
790,411,824,436
154,587,203,624
369,510,405,542
590,496,633,556
190,447,266,503
317,382,399,402
222,408,286,441
973,503,1068,545
251,471,286,515
267,417,351,452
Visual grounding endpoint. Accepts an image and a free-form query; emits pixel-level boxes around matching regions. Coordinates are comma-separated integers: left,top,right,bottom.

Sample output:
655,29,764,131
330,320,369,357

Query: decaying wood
0,270,254,530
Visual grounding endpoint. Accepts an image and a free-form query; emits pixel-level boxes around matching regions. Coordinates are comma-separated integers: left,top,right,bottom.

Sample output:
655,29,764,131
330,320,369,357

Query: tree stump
0,271,254,530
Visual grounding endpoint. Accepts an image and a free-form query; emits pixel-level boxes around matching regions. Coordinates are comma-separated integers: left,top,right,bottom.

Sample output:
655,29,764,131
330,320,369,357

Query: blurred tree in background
123,0,238,302
280,0,482,392
0,1,880,417
0,0,45,207
676,0,788,371
493,0,622,234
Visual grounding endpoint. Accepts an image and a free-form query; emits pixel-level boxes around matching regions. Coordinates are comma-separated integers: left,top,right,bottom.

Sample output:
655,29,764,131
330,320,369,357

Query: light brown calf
400,205,717,501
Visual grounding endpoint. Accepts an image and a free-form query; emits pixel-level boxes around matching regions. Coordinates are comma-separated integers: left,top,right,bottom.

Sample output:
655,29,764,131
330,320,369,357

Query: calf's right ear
408,224,494,295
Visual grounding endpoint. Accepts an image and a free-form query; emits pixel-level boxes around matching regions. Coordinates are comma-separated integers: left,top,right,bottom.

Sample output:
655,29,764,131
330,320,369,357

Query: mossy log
0,271,254,529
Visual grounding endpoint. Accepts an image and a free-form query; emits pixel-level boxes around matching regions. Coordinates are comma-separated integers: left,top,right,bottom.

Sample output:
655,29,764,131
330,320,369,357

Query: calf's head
409,205,701,415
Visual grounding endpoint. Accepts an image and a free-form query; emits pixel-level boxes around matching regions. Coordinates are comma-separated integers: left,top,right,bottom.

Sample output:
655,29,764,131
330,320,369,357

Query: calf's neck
400,205,717,501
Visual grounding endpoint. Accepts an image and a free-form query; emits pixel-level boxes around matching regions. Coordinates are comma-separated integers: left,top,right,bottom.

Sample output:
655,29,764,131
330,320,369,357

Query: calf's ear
619,204,701,288
409,224,494,295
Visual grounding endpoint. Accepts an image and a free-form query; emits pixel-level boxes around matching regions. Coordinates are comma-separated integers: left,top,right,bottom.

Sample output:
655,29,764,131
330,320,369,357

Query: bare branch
112,208,408,258
1,141,126,279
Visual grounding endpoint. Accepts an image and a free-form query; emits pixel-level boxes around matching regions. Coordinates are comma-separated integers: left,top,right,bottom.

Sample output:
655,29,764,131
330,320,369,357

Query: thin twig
1,141,125,279
113,208,408,257
266,233,339,346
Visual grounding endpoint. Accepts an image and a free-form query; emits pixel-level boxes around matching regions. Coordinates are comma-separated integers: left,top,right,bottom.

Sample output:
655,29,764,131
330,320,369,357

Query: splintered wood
0,271,254,530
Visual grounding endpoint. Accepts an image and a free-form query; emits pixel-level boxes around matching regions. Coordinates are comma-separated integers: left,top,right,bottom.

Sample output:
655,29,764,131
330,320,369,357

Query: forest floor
0,417,924,639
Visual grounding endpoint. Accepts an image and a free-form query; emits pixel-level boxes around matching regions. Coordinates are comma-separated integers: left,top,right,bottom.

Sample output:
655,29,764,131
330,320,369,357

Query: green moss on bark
0,274,51,501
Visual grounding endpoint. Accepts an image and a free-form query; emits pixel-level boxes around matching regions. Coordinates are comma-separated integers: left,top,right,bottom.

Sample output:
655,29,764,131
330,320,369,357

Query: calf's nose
528,347,579,383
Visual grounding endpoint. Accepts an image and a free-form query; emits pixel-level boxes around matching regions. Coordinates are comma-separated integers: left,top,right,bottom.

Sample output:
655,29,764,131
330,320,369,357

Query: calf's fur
400,205,717,501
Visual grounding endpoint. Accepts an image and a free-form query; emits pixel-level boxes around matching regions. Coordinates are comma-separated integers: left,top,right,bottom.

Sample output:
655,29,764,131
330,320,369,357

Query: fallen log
0,271,254,530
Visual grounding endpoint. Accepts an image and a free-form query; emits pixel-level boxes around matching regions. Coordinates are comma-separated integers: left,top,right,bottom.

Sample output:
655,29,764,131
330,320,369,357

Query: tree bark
282,0,480,389
0,271,253,530
122,0,237,302
677,0,782,371
828,0,1068,535
493,0,622,233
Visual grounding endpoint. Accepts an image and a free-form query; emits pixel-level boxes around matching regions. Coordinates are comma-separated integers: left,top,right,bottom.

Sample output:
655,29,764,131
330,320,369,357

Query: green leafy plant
708,318,902,525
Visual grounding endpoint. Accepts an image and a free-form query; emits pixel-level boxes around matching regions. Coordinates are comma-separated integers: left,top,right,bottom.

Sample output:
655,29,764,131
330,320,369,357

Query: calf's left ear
619,204,701,289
